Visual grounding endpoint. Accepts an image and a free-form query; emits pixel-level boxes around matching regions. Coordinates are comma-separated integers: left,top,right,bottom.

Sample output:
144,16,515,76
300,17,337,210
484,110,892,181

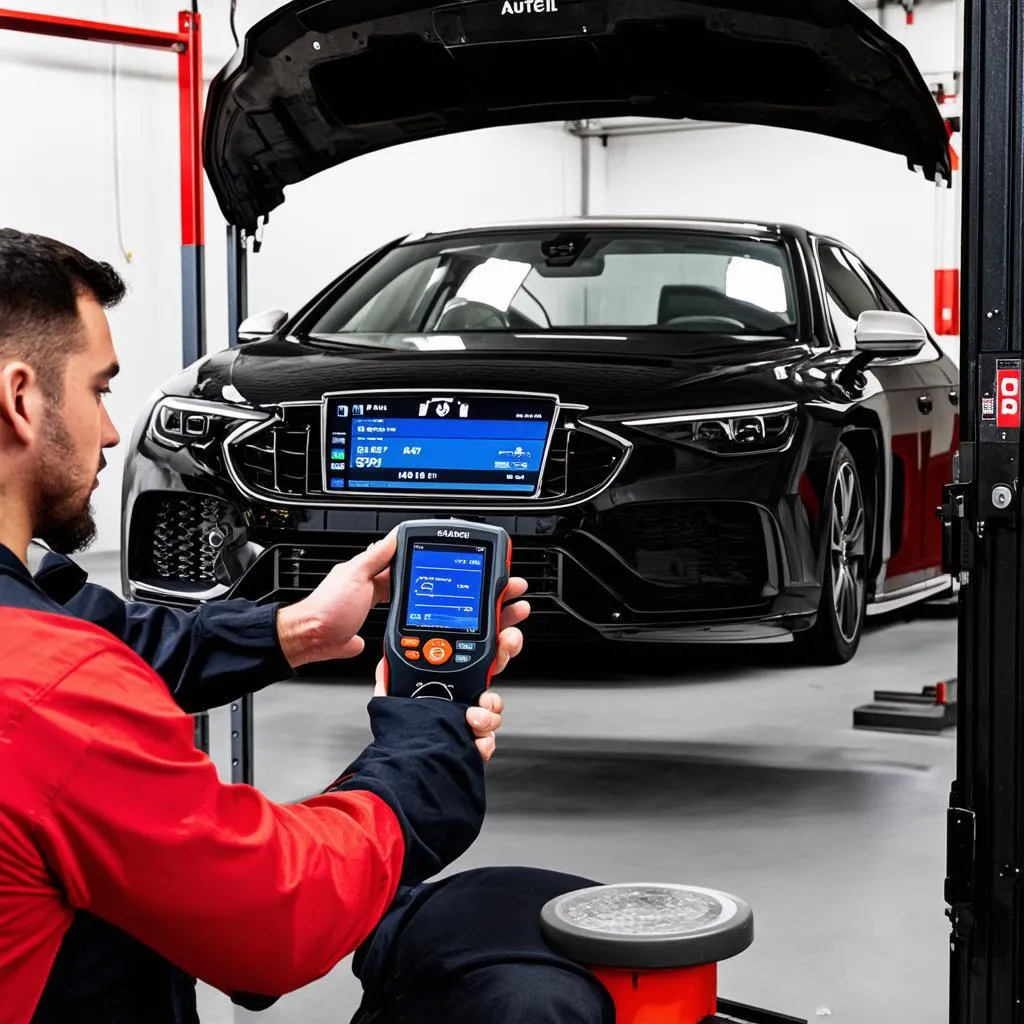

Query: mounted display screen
323,393,556,496
402,542,488,634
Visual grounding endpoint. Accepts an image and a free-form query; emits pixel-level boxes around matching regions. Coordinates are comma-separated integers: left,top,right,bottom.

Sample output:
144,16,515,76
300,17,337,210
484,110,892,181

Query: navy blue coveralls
0,544,612,1024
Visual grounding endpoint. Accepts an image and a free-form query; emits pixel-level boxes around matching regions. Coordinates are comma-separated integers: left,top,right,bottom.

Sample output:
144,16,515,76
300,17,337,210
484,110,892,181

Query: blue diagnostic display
324,393,555,496
404,543,486,633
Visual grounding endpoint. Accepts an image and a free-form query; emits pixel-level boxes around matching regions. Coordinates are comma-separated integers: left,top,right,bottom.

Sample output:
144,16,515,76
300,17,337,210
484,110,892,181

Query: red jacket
0,547,485,1022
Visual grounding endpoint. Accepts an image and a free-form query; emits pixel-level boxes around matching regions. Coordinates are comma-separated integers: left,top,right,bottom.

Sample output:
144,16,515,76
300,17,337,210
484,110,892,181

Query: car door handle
918,393,933,414
949,389,959,406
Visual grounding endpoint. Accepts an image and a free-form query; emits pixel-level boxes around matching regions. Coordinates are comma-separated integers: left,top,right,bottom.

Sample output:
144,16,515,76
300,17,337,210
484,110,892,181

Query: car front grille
271,542,560,598
129,493,230,588
227,403,625,506
232,419,313,497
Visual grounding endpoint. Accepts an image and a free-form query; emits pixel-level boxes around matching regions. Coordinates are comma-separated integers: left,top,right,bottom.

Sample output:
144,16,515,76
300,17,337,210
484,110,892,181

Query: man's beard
34,412,100,555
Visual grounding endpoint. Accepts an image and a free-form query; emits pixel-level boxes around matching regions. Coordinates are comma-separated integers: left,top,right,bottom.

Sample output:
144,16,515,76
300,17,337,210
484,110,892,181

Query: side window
862,270,904,313
817,243,884,349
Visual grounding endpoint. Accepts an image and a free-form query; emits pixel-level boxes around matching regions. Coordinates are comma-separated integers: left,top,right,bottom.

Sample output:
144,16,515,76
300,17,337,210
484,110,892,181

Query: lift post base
852,679,957,733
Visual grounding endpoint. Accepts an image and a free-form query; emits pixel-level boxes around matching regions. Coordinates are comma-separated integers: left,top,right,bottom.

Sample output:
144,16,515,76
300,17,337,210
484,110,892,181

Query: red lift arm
0,7,207,367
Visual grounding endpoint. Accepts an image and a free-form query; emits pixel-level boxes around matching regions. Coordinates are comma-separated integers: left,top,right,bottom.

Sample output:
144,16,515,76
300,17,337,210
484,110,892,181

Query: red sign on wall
997,365,1022,429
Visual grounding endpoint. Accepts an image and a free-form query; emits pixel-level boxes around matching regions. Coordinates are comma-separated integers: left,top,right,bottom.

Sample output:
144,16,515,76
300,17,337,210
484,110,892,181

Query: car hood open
204,0,951,231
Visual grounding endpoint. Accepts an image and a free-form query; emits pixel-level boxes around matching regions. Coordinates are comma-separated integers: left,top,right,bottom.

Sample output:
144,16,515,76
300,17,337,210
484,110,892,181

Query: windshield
305,229,798,339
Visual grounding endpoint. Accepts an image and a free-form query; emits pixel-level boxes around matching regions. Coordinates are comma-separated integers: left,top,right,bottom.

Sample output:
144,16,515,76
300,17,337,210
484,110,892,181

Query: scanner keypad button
423,639,453,665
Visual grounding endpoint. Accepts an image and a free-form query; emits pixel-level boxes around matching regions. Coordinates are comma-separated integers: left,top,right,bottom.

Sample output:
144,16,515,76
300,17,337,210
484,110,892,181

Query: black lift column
945,1,1024,1020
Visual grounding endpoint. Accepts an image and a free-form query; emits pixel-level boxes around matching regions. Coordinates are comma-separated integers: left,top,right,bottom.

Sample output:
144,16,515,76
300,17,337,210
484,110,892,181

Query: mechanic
0,229,614,1024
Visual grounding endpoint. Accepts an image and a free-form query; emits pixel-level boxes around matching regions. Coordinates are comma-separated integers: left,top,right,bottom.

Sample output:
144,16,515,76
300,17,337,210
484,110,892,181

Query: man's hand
276,530,531,702
275,530,399,668
372,590,529,763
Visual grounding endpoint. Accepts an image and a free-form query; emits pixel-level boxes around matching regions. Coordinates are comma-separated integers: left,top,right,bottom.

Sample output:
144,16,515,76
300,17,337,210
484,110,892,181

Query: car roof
404,216,798,243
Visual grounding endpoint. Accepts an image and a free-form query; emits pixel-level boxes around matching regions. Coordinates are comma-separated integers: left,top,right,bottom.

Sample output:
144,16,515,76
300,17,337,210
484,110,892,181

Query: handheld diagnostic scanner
383,519,512,705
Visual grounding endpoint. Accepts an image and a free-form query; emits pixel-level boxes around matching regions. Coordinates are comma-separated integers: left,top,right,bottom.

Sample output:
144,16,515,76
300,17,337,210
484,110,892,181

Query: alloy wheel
830,461,866,645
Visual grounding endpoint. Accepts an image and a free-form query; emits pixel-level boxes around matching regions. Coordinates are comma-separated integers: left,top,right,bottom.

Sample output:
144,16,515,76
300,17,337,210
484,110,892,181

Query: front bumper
124,493,822,643
123,394,825,642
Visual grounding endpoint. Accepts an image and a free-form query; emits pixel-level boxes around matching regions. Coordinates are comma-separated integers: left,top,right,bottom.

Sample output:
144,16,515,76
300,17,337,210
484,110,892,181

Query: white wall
600,124,940,322
874,0,962,90
0,1,581,552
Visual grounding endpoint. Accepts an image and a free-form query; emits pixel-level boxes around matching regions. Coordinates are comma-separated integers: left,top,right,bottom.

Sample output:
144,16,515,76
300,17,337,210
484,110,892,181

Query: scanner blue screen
404,544,486,634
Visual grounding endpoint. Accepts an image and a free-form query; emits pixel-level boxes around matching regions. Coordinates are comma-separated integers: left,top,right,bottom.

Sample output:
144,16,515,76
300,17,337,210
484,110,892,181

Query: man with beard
0,229,612,1024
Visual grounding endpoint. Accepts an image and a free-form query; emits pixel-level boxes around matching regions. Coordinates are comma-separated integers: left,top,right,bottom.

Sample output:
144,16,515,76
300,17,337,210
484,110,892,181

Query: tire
797,442,869,665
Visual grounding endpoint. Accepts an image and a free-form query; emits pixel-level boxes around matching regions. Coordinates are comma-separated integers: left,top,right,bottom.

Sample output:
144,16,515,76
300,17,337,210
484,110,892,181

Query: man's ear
0,362,41,446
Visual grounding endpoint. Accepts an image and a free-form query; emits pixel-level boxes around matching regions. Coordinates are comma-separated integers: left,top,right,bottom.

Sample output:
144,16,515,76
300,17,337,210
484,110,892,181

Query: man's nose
101,404,121,448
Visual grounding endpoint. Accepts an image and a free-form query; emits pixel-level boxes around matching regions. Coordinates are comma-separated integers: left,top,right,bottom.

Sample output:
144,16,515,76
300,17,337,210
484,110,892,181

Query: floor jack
541,882,806,1023
852,677,957,733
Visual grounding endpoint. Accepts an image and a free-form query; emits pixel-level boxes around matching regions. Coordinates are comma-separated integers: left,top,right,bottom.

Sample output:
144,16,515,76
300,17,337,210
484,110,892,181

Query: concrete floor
80,552,957,1024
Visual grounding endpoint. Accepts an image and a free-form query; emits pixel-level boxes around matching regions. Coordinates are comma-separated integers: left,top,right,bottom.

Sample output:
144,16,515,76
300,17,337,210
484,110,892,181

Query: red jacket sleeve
27,643,406,997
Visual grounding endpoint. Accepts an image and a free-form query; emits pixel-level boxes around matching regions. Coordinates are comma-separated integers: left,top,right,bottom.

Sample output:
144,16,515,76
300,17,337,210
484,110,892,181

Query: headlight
621,403,798,456
147,396,269,450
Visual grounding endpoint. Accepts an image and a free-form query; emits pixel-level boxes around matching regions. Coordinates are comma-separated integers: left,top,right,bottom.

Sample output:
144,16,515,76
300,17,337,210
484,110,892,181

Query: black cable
230,0,239,47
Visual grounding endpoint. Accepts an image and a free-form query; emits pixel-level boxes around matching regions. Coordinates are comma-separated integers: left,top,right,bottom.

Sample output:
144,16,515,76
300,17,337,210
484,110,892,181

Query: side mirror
853,310,927,358
237,308,288,344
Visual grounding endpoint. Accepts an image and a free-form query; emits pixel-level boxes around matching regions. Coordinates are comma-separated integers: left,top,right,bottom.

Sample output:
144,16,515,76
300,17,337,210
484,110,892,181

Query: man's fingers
356,529,398,577
489,626,524,678
372,567,391,606
335,635,366,660
503,577,529,602
478,689,505,715
499,579,529,626
374,658,387,695
475,733,497,762
467,706,502,735
499,599,531,631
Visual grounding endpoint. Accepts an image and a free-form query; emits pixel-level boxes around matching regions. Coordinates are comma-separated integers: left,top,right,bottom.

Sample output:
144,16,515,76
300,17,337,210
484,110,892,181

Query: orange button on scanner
400,637,421,648
405,650,421,661
423,639,453,665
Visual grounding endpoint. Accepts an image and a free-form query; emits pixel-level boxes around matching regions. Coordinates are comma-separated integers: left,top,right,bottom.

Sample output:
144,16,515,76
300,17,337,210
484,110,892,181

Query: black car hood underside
204,0,951,231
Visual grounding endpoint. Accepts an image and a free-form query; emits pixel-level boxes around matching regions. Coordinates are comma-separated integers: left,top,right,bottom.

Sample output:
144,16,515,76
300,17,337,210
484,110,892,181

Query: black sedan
121,216,957,663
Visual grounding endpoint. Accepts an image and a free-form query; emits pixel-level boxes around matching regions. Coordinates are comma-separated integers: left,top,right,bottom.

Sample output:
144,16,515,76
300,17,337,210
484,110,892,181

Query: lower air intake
132,493,230,587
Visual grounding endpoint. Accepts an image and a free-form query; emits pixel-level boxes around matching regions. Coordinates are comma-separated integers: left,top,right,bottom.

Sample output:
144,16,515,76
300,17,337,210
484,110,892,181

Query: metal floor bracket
852,679,957,733
706,998,808,1023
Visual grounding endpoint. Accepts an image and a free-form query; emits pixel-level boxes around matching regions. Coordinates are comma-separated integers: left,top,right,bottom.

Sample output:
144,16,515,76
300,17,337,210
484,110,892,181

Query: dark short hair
0,229,126,401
